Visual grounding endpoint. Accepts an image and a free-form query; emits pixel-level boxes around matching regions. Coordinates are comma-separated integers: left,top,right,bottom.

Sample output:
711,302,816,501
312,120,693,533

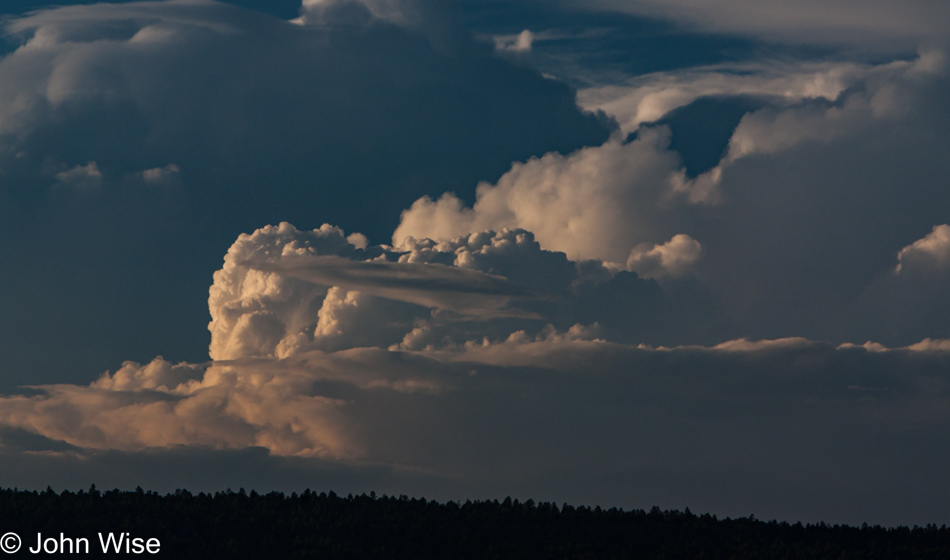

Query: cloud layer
3,318,950,524
575,0,950,49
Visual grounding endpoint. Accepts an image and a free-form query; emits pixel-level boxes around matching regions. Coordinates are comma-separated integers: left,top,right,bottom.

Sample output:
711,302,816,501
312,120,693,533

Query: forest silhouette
1,487,948,558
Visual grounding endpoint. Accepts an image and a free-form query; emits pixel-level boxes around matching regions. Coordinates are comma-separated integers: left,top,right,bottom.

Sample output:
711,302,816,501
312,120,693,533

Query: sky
0,0,948,526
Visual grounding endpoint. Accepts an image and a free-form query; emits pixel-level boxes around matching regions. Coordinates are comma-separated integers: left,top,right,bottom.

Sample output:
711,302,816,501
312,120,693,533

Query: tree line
0,486,948,559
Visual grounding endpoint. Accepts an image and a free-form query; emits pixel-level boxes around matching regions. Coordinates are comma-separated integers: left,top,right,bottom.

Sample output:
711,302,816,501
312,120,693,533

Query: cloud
626,234,702,279
141,163,180,184
572,0,950,49
895,224,950,275
393,127,689,263
4,220,947,470
0,0,608,237
208,222,581,361
393,46,950,345
53,161,102,190
0,0,612,391
575,59,877,136
2,0,950,527
851,225,950,344
299,0,456,28
578,54,940,203
395,53,940,264
3,329,950,524
494,29,534,53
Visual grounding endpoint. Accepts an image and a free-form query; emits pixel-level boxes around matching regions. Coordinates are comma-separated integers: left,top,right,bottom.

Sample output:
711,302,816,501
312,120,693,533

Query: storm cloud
1,0,950,527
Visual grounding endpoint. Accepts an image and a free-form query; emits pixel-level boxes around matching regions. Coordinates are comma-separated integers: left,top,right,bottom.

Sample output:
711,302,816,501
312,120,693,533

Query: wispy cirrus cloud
572,0,950,49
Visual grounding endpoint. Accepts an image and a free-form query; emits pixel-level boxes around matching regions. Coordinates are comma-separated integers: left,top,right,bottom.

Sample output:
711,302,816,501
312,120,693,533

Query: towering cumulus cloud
1,219,950,526
0,0,611,389
2,0,950,528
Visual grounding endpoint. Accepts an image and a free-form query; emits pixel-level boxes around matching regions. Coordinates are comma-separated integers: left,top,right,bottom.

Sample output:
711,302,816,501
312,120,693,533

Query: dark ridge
1,487,949,559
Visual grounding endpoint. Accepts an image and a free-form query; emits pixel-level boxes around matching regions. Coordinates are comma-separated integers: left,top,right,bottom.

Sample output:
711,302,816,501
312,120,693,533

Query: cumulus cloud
395,53,940,267
0,0,612,392
626,234,702,279
389,44,950,346
895,224,950,275
394,127,687,263
580,55,940,203
0,203,949,521
53,161,102,190
4,219,947,465
208,222,658,361
208,222,424,360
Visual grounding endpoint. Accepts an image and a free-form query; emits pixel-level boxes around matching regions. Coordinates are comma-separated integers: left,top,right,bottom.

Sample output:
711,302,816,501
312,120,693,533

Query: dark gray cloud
0,0,610,388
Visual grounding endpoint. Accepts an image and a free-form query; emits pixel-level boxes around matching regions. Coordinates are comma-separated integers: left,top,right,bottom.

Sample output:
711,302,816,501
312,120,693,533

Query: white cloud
577,54,939,204
895,224,950,275
395,53,941,270
626,233,702,279
209,222,626,361
396,45,950,345
576,60,873,135
394,127,687,263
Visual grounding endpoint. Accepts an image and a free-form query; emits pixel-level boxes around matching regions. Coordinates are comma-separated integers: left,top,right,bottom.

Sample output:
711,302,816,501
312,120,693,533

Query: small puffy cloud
895,224,950,275
626,233,702,279
906,338,950,352
142,163,180,184
54,161,102,190
494,29,534,53
92,358,205,392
